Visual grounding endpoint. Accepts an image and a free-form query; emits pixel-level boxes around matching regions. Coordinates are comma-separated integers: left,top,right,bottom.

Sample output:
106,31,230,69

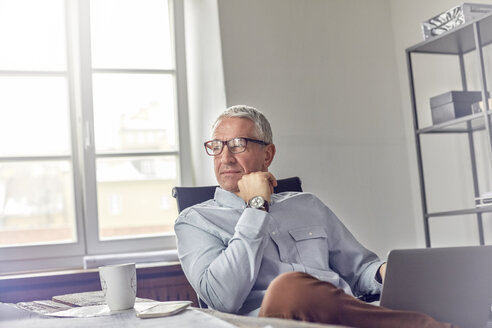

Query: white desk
0,303,349,328
0,303,234,328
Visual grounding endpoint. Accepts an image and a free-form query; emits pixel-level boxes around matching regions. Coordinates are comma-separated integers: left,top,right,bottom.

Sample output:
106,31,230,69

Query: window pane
0,0,66,71
0,77,71,157
92,73,177,153
0,161,76,247
96,156,178,240
90,0,172,69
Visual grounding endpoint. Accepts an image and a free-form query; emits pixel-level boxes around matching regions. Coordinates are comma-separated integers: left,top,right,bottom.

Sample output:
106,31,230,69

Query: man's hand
378,263,387,283
237,172,277,203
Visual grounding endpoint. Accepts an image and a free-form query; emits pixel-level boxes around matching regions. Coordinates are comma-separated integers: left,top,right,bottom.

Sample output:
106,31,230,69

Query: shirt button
308,232,313,236
272,231,276,235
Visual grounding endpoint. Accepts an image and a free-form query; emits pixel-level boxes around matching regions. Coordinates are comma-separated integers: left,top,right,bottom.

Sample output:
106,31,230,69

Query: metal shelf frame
406,12,492,247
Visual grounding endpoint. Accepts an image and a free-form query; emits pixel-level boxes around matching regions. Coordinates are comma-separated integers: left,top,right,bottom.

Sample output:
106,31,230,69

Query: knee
261,272,328,315
260,271,343,323
260,272,312,318
268,272,311,296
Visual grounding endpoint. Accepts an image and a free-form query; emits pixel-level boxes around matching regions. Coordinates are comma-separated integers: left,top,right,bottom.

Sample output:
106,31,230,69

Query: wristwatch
247,196,269,212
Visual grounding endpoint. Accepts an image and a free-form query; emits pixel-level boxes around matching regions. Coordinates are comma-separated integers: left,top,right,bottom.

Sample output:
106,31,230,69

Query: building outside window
0,0,189,273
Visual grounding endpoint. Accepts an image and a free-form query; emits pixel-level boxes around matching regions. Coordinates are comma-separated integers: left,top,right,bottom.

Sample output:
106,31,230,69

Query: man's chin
220,184,240,193
217,174,242,193
218,180,240,193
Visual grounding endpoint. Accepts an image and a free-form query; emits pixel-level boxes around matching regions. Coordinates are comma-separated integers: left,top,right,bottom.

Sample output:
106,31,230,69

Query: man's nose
220,146,236,163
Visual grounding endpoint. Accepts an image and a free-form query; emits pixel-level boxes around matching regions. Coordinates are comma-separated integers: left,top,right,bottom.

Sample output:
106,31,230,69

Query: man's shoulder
272,191,321,203
273,191,336,216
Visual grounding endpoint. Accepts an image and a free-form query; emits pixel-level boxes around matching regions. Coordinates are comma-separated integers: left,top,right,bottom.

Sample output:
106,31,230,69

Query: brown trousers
259,272,458,328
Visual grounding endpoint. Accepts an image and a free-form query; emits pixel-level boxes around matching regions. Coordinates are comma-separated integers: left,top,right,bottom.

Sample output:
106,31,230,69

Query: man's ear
264,144,276,168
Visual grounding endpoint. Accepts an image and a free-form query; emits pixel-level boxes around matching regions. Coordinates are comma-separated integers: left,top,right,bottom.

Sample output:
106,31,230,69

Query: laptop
380,245,492,328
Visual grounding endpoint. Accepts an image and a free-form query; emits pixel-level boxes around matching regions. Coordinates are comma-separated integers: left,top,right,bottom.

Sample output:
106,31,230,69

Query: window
0,0,189,273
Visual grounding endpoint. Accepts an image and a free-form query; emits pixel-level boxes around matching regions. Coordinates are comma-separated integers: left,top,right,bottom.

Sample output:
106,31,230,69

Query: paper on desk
136,301,192,318
44,304,111,317
3,303,238,328
16,300,73,315
41,301,192,318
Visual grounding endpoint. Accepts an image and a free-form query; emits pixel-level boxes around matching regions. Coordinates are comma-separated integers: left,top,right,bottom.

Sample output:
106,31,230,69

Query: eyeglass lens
206,138,248,155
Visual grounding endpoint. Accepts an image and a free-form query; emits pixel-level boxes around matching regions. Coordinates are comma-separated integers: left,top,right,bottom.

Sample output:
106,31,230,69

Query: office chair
172,176,302,212
171,176,302,308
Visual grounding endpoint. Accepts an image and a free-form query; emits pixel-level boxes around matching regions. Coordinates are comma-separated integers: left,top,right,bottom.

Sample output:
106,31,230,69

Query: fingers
237,171,277,203
265,173,276,195
266,172,278,188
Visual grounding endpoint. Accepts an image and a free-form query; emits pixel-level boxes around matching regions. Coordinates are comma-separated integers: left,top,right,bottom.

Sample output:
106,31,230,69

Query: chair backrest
172,176,302,212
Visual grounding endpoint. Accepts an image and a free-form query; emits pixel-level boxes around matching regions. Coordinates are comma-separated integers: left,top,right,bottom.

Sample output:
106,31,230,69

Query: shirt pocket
289,226,329,270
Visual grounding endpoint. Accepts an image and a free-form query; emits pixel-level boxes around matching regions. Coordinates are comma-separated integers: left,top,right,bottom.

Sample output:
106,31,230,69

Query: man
175,105,455,328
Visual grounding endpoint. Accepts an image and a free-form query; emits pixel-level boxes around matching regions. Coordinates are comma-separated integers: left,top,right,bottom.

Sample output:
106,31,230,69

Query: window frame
0,0,191,274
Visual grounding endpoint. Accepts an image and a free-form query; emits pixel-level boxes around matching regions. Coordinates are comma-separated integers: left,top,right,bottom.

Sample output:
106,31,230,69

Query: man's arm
175,208,271,313
175,172,276,313
321,203,384,296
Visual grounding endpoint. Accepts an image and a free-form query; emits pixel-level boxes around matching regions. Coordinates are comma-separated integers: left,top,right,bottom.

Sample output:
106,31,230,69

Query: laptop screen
380,245,492,328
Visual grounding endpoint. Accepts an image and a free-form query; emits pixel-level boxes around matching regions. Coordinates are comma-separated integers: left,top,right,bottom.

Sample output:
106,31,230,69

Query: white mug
99,263,137,311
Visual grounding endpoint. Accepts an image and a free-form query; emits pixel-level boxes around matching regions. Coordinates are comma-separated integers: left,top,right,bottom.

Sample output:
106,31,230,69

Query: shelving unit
406,12,492,247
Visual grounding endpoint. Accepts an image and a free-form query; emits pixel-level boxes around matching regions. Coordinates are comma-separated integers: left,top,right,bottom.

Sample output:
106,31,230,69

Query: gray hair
211,105,273,144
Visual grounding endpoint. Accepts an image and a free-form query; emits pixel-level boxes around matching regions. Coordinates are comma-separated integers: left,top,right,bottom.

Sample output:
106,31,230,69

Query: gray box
430,91,484,124
422,3,492,40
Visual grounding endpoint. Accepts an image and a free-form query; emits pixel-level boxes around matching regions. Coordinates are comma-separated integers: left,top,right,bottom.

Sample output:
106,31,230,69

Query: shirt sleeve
174,208,271,313
321,202,384,296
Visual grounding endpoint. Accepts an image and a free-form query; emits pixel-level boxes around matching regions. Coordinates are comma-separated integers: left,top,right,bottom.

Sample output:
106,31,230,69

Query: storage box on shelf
430,90,484,124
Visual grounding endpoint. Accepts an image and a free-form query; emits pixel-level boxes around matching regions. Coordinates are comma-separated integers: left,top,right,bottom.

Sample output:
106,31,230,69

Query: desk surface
0,302,234,328
0,303,349,328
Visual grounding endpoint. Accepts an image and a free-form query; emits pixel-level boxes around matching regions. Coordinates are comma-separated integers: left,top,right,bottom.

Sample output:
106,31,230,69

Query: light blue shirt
174,188,383,315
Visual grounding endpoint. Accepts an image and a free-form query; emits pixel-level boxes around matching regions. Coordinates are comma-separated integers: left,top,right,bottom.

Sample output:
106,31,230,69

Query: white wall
216,0,416,259
184,0,492,258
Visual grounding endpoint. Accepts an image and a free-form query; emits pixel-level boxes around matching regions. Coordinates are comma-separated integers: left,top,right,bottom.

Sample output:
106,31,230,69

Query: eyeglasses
204,137,268,156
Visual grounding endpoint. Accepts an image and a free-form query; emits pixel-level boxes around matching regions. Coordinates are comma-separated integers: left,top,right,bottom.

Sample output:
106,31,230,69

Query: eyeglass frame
204,137,269,156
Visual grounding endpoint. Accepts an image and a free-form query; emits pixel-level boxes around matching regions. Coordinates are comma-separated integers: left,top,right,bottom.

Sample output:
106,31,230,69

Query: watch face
251,196,264,208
